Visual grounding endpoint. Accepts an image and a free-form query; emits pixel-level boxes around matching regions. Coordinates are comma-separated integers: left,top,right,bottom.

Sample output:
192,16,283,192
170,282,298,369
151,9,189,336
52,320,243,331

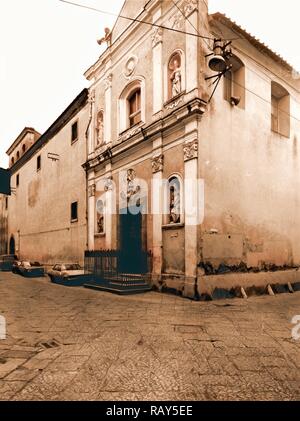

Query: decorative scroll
88,184,96,197
183,139,198,161
152,27,163,48
152,154,164,173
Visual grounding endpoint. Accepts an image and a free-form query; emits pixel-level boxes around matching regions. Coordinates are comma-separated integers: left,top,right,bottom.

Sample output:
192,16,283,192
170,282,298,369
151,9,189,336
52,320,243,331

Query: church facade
83,0,300,297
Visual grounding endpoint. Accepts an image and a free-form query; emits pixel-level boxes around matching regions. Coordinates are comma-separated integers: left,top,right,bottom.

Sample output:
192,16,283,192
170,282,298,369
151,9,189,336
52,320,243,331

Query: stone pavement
0,272,299,401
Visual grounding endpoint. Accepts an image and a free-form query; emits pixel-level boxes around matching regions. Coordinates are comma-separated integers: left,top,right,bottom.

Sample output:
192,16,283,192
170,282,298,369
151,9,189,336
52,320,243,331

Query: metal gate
84,250,152,289
84,203,152,291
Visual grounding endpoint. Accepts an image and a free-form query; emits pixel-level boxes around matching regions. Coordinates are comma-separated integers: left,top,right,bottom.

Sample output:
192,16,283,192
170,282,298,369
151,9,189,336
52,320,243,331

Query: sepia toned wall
7,94,89,266
199,15,300,272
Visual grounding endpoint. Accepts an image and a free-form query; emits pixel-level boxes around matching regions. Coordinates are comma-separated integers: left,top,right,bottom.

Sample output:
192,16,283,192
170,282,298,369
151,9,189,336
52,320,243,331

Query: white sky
0,0,299,168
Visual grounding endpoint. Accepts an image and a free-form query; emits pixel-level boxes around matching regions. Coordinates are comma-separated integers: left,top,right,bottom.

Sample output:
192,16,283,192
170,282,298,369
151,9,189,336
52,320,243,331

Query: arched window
119,78,145,133
166,176,183,225
22,144,26,154
128,88,141,127
96,110,104,146
168,52,182,100
16,151,20,160
11,157,15,166
271,81,290,138
224,55,245,108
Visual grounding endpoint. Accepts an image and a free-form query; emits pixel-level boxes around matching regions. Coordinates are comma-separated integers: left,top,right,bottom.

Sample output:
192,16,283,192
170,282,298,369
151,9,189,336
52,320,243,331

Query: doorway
9,235,15,255
118,205,146,274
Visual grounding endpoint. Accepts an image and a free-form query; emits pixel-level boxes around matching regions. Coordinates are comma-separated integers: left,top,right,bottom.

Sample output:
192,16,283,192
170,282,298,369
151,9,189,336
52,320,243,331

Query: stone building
83,0,300,297
6,89,89,265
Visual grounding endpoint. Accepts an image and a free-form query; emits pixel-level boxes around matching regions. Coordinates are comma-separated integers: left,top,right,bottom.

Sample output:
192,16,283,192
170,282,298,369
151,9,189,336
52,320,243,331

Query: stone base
151,273,197,299
152,273,183,294
151,269,300,300
197,269,300,297
183,276,197,299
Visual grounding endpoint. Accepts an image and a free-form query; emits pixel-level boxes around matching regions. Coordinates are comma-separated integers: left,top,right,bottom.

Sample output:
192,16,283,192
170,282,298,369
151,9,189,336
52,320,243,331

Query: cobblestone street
0,272,299,401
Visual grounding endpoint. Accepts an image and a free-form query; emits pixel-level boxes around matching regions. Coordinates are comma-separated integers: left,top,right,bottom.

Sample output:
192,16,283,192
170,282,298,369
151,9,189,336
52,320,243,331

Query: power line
230,45,300,95
58,0,300,123
220,72,300,125
58,0,214,41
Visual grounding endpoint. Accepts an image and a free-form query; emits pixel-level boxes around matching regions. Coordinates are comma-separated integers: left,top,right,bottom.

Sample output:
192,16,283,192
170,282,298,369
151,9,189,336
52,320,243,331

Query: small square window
37,155,41,171
71,201,78,222
16,174,19,187
71,122,78,143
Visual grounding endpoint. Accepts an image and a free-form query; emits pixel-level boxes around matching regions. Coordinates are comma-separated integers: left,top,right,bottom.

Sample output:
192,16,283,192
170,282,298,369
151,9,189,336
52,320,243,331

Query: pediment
111,0,149,43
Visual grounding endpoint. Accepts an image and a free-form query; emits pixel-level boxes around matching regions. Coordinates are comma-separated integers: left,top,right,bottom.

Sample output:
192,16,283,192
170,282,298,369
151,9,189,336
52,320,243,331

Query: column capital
88,89,95,104
88,184,96,197
104,176,114,192
151,27,163,48
183,139,198,162
183,0,198,17
104,73,113,90
152,154,164,173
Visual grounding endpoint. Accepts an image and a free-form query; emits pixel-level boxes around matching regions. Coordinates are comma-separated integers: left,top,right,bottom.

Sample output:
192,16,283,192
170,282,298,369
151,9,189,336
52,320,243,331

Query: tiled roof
210,12,294,72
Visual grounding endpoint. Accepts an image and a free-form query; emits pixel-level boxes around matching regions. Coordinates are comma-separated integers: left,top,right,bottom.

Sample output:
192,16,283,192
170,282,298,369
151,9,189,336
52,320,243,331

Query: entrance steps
84,281,152,295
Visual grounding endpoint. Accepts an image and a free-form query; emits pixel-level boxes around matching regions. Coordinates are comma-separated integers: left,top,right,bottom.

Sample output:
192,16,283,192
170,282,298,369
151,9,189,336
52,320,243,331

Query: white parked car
47,263,85,285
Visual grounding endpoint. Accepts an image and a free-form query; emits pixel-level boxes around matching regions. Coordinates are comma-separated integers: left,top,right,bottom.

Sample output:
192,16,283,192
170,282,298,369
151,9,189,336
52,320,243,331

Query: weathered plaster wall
85,1,300,296
8,106,89,265
199,21,300,271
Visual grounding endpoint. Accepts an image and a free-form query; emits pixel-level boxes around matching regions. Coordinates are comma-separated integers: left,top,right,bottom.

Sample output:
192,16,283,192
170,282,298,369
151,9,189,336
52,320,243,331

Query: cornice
82,97,206,172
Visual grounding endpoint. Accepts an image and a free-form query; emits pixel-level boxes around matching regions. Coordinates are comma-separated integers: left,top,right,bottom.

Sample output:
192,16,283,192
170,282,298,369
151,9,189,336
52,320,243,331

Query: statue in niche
120,169,141,205
96,111,104,146
169,53,182,98
97,215,104,234
169,179,181,224
126,169,141,204
96,199,105,233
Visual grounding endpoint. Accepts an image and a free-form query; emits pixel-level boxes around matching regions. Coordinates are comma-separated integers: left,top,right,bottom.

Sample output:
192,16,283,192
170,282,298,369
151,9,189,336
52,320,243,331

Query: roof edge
6,127,41,155
9,88,89,174
209,12,295,72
